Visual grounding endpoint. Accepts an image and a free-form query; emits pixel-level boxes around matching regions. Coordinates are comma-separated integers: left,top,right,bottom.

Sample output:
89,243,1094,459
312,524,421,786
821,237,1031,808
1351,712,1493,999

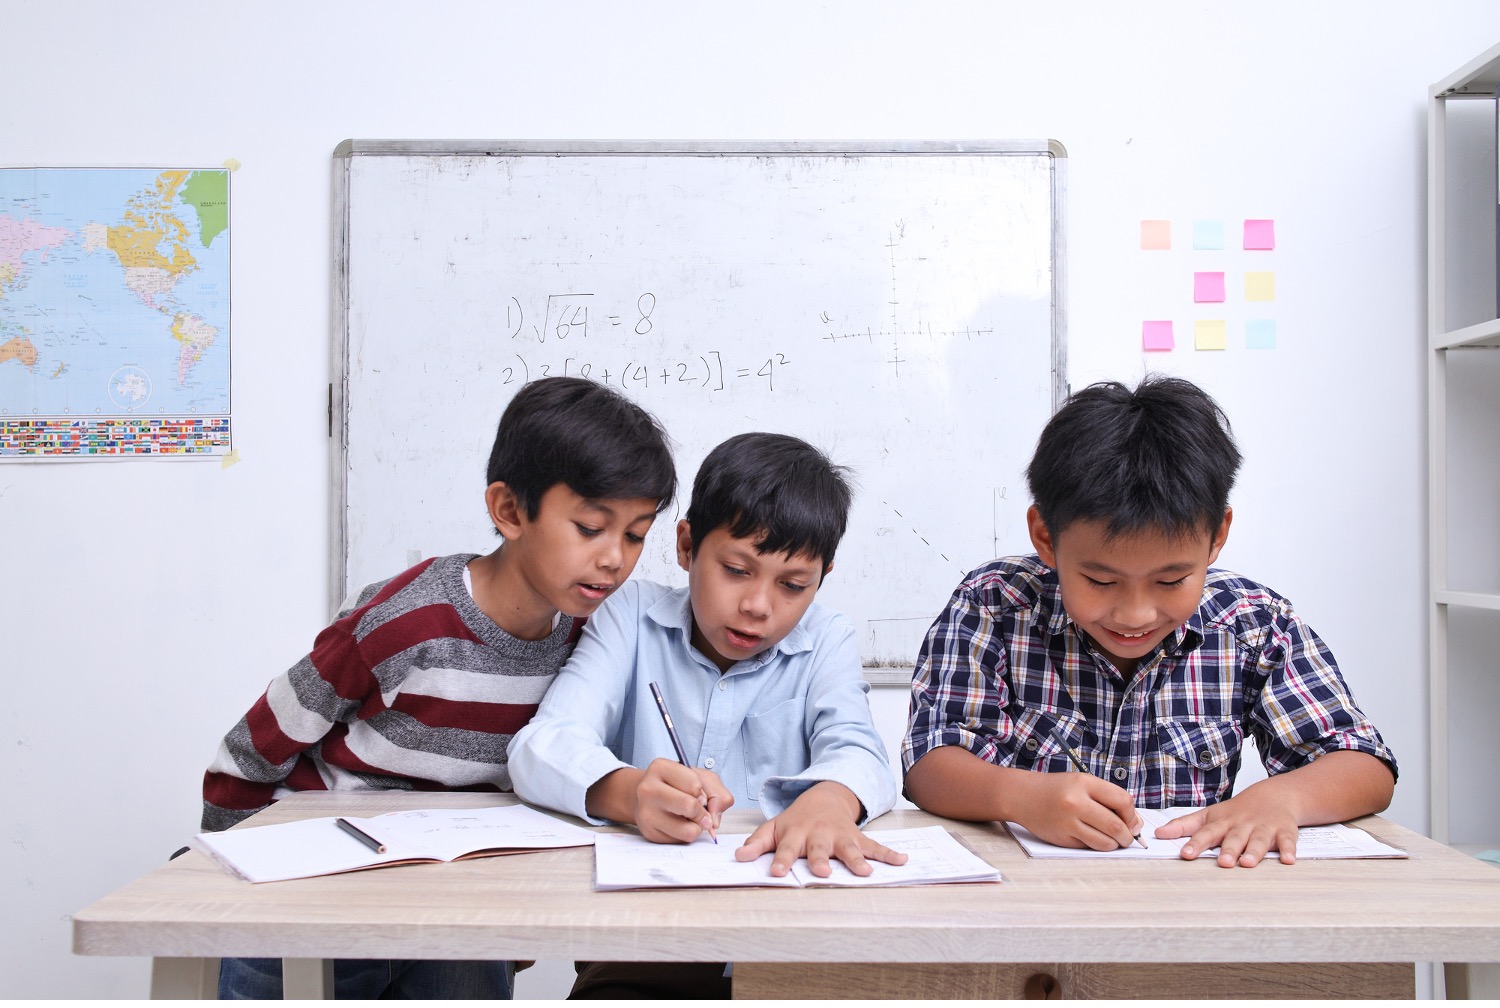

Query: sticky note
1142,320,1174,351
1246,319,1276,349
1244,219,1276,250
1245,271,1275,301
1193,272,1226,303
220,449,241,469
1192,220,1225,250
1140,220,1171,250
1195,320,1227,351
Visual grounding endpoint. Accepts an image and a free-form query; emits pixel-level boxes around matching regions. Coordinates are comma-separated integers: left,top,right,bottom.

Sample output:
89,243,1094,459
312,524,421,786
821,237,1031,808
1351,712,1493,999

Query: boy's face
675,520,827,673
499,483,661,618
1028,505,1231,676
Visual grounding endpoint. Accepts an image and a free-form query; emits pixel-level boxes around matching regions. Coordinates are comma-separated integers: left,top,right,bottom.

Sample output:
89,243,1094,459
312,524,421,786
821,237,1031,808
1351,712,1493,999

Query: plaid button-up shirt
902,556,1396,808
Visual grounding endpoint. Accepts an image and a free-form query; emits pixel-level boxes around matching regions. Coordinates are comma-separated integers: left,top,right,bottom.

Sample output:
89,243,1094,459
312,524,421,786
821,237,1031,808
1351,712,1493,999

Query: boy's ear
675,519,694,572
486,482,526,539
1026,505,1058,567
1207,507,1233,565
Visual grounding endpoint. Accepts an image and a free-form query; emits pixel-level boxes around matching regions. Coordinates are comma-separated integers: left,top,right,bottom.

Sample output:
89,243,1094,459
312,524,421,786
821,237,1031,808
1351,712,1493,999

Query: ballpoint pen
648,681,718,843
1049,730,1147,849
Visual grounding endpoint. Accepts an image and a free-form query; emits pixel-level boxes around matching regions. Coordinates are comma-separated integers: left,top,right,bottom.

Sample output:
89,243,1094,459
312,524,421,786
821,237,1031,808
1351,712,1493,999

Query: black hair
1025,374,1241,541
485,376,676,520
684,432,854,570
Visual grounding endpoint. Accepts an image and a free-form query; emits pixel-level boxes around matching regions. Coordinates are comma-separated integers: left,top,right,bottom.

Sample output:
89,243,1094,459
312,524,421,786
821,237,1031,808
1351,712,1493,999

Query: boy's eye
574,523,603,538
625,532,646,545
781,581,810,594
1159,576,1190,588
1083,576,1113,588
723,564,749,577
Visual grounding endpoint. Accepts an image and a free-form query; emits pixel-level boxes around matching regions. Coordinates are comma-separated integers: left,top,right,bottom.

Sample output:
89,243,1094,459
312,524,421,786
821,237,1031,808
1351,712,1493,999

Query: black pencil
648,681,718,844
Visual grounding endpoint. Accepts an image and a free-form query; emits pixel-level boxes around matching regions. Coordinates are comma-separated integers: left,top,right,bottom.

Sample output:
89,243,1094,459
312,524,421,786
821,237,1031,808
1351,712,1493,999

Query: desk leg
281,958,335,999
1445,962,1500,999
149,957,219,999
733,962,1415,999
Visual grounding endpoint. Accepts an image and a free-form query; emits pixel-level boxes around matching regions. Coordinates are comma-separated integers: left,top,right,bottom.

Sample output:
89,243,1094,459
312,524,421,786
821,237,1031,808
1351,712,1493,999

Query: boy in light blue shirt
509,432,902,999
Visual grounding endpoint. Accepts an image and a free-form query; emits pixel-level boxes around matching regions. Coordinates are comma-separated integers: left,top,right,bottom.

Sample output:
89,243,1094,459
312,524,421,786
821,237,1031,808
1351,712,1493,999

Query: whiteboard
333,140,1065,676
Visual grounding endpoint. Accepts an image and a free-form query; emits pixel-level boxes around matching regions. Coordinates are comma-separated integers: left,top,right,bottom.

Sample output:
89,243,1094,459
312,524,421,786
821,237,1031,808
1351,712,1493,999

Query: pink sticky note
1140,220,1171,250
1142,321,1174,351
1193,272,1226,303
1244,219,1276,250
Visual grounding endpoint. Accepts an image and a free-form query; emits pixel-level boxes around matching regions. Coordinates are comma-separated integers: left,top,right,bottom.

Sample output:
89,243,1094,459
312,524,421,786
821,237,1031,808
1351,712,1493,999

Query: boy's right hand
633,757,734,844
1019,771,1143,851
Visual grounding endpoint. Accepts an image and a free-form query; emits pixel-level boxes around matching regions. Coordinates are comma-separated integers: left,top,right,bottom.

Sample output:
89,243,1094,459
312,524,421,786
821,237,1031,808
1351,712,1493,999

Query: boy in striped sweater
202,376,675,999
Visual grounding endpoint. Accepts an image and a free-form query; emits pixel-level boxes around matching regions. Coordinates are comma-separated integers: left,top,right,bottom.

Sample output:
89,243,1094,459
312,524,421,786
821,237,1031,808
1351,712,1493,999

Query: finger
772,831,814,878
1213,825,1253,869
1080,804,1137,850
1236,829,1275,868
862,839,909,867
735,822,775,863
1276,826,1299,865
1154,809,1205,840
1179,821,1227,860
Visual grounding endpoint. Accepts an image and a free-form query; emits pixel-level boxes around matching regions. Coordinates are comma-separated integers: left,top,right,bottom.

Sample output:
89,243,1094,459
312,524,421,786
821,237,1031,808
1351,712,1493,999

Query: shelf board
1433,40,1500,96
1435,589,1500,611
1433,317,1500,350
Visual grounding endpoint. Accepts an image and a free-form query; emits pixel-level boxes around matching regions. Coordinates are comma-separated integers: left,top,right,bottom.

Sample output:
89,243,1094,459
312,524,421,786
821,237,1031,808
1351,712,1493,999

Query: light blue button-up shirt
508,580,897,825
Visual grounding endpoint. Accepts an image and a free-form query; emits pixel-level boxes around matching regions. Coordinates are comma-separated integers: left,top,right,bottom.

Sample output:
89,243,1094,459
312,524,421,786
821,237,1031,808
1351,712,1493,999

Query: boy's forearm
788,779,864,822
904,745,1041,823
1247,749,1395,825
584,767,645,825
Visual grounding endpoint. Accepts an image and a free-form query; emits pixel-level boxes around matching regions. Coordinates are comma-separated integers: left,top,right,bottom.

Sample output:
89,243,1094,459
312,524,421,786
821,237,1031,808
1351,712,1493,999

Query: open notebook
593,825,1001,890
1005,807,1407,860
192,804,597,883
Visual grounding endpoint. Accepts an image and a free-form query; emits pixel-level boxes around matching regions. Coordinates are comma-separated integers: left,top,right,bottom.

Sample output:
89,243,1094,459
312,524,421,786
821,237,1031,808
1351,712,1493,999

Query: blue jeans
217,957,514,999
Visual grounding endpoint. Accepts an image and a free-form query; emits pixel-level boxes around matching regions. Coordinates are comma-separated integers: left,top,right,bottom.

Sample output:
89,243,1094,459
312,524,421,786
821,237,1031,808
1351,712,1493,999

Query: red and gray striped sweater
201,554,578,832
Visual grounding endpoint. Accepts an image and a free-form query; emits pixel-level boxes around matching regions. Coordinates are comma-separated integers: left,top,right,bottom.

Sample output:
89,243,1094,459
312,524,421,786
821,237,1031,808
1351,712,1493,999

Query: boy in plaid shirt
903,376,1396,868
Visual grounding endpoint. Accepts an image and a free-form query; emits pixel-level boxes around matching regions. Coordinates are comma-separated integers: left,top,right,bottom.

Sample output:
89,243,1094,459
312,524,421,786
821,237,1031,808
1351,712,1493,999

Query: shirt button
1024,738,1039,751
1200,750,1213,762
1112,766,1127,781
717,680,727,691
704,757,717,769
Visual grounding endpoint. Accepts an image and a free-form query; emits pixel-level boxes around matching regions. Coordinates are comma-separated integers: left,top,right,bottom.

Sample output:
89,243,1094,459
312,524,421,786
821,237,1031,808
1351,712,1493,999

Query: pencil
648,681,717,844
1048,731,1147,849
336,817,387,854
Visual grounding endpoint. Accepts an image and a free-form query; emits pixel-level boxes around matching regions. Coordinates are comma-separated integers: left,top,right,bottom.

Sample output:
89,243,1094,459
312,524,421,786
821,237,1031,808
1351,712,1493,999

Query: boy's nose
739,582,771,617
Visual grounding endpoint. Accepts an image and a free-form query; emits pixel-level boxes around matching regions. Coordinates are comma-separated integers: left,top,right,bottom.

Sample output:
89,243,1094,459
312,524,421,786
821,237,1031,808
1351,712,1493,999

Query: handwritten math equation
500,291,791,392
500,350,791,393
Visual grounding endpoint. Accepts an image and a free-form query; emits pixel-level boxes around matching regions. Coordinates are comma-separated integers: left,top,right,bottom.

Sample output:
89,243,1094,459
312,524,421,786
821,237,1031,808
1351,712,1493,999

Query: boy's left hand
1154,788,1300,868
734,781,909,878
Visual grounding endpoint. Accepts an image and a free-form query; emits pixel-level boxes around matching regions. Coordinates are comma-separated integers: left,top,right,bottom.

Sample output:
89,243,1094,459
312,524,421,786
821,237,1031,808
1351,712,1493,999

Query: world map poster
0,167,230,459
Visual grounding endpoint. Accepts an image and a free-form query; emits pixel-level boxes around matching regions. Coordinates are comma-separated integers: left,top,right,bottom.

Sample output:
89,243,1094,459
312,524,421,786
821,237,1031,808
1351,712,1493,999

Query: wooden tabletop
72,791,1500,966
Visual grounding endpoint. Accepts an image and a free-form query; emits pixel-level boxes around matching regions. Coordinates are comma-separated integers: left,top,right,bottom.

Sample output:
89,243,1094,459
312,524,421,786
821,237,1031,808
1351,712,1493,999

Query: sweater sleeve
200,602,376,832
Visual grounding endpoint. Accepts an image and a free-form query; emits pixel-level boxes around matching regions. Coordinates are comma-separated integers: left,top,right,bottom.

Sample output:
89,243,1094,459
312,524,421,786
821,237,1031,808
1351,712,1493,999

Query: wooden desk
73,792,1500,999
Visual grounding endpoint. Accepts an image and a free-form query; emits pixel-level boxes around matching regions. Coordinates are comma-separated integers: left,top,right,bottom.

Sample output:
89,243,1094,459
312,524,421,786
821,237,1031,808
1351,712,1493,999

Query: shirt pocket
1007,705,1089,772
741,695,809,804
1155,719,1243,801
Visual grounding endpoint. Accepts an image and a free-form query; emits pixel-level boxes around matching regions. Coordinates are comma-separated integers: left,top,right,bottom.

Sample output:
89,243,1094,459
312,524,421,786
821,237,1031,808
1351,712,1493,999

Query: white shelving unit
1428,41,1500,848
1430,41,1500,1001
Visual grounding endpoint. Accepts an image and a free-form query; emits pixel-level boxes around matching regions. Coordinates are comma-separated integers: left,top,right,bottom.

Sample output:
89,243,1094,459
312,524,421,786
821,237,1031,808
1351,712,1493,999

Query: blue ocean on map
0,167,230,419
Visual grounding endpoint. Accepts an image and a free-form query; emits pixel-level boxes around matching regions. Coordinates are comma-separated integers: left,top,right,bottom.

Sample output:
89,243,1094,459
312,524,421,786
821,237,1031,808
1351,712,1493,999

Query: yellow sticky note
222,158,242,172
1245,271,1275,301
1140,220,1171,250
1194,320,1227,351
221,449,241,469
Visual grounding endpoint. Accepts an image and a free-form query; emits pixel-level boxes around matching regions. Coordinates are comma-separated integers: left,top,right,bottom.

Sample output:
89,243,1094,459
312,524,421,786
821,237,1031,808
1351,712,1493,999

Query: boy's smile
677,521,827,673
1028,506,1231,677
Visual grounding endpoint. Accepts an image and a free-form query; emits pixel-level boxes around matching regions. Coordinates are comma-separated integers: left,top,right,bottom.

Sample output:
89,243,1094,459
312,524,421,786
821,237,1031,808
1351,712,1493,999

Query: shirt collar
645,584,813,671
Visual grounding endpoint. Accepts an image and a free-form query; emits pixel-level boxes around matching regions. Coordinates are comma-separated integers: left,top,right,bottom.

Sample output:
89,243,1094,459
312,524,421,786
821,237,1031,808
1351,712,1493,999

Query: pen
648,681,717,844
336,817,387,854
1048,731,1148,849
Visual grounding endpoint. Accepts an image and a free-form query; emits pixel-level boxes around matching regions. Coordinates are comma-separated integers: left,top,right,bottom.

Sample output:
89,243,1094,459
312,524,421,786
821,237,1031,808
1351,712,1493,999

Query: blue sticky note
1246,319,1276,349
1193,220,1225,250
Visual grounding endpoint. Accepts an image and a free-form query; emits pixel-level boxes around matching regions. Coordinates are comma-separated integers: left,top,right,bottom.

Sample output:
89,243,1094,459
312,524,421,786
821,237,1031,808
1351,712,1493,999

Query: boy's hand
633,757,733,844
1155,788,1300,868
1018,772,1144,851
733,781,908,878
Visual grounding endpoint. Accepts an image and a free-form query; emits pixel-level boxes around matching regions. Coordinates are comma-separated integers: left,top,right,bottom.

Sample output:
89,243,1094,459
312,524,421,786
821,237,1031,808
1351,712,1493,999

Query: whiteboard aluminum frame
331,139,1067,683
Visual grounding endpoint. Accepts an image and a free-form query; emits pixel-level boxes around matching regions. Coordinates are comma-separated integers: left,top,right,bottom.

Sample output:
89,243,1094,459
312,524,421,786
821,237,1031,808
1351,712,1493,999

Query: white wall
4,1,1498,998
